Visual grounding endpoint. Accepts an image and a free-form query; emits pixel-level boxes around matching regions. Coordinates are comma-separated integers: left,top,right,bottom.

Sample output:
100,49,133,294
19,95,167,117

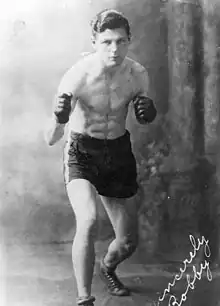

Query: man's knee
76,211,98,238
67,179,98,233
74,203,98,234
118,235,138,256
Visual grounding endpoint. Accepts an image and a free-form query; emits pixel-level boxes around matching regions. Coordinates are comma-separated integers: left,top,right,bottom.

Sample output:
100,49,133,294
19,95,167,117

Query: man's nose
111,42,118,51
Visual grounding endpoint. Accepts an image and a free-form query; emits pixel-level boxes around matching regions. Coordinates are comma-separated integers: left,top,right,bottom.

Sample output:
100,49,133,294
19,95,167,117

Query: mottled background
1,0,220,269
1,1,220,306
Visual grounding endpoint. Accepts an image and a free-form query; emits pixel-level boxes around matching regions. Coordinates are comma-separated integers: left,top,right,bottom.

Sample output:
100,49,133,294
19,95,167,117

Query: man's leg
99,195,140,295
66,179,98,304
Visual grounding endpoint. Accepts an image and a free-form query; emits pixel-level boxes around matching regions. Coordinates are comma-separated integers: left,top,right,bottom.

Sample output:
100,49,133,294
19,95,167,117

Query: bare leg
100,196,139,269
66,179,98,299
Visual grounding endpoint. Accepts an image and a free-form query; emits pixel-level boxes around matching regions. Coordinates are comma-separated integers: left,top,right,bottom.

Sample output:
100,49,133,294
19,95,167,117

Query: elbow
45,133,64,146
46,134,60,146
48,140,55,146
44,132,56,146
45,138,54,146
44,120,65,146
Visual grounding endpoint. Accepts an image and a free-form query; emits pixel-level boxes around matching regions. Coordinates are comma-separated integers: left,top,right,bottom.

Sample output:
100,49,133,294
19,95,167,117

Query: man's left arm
132,65,157,125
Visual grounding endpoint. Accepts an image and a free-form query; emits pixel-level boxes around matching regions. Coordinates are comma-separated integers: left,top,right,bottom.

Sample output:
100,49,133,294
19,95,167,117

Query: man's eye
118,39,127,45
103,40,111,45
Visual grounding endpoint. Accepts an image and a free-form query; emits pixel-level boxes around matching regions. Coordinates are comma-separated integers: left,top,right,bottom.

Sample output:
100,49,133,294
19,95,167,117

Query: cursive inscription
157,235,212,306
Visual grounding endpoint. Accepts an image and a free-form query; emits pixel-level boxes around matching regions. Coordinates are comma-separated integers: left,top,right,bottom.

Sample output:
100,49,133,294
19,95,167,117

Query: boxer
46,9,156,306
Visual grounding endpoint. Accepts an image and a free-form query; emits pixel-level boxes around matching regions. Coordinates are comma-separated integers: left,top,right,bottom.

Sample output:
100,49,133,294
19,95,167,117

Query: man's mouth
110,56,119,60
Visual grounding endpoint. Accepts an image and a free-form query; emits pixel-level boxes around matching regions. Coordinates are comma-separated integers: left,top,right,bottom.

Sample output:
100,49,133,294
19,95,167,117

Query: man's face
93,28,130,68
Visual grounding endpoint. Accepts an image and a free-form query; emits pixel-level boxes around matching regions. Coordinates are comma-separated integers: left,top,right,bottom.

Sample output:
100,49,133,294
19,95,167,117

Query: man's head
91,9,131,68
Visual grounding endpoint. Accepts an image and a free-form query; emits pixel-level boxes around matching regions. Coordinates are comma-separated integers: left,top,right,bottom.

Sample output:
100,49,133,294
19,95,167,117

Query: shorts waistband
69,130,130,147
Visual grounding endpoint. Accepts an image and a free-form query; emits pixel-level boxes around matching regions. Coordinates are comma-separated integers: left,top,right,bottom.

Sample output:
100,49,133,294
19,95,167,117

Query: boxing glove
54,93,73,124
133,95,157,124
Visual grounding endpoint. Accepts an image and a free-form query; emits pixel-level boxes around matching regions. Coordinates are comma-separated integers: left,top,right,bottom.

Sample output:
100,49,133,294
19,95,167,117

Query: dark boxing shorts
63,130,138,198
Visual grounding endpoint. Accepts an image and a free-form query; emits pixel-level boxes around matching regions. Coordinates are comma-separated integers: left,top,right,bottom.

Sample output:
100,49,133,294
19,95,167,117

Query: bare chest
80,71,137,113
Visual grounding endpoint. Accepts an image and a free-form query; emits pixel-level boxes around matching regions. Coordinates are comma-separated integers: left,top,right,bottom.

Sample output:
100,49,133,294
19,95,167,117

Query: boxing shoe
100,258,130,296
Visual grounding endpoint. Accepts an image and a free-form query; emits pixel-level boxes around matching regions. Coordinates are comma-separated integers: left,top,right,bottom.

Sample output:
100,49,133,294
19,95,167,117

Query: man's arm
132,63,157,124
45,65,81,146
46,93,73,146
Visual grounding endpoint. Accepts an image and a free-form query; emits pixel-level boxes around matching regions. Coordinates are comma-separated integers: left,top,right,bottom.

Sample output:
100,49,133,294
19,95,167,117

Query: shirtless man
46,9,157,306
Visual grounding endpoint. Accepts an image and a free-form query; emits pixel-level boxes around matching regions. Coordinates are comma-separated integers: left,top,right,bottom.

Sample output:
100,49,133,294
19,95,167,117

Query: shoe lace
103,270,123,289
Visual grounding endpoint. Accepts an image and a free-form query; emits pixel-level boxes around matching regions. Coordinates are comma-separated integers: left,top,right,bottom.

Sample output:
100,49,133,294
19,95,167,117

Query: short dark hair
91,9,131,40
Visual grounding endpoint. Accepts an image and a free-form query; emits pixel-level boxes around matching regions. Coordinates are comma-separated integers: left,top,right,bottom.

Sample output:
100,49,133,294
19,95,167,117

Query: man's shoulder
68,52,96,74
124,57,149,93
58,54,95,93
125,57,147,74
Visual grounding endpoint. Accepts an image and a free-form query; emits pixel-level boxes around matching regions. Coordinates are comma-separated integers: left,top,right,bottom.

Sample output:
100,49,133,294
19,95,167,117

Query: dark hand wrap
54,93,72,124
133,95,157,124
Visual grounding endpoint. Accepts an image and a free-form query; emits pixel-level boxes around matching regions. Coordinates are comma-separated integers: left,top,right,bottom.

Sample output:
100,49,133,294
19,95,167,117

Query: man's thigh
66,179,98,223
100,196,139,239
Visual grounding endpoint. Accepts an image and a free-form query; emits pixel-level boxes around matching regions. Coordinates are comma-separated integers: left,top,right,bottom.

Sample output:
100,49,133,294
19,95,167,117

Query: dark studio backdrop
1,0,220,268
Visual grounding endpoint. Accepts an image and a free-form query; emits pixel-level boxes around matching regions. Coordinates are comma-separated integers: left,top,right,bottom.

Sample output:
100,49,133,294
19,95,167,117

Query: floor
1,240,220,306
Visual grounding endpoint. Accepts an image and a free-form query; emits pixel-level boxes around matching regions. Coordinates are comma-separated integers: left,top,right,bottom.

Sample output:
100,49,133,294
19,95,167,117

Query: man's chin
107,59,122,67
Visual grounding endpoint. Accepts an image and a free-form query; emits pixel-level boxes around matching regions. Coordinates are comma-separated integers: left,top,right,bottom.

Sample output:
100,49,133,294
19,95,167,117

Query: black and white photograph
0,0,220,305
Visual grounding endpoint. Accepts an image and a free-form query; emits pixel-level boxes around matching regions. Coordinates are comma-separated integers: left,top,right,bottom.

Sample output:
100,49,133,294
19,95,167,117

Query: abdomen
68,102,128,139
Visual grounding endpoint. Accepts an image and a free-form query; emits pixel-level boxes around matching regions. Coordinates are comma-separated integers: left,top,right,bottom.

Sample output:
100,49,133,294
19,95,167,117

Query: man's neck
91,53,127,79
103,60,126,79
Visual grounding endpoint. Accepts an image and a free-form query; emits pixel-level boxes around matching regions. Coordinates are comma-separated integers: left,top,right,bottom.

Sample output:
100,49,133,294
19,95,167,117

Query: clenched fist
54,93,73,124
133,95,157,124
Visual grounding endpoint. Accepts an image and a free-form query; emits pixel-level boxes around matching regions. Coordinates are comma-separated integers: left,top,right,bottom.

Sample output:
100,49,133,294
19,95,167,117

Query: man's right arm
45,64,82,146
46,93,73,146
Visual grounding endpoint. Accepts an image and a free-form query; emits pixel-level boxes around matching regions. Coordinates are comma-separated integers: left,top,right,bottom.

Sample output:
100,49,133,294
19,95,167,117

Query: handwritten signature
157,235,212,306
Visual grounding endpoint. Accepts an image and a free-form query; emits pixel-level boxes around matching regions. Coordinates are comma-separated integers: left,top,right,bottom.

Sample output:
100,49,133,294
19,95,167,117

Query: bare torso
61,53,148,140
